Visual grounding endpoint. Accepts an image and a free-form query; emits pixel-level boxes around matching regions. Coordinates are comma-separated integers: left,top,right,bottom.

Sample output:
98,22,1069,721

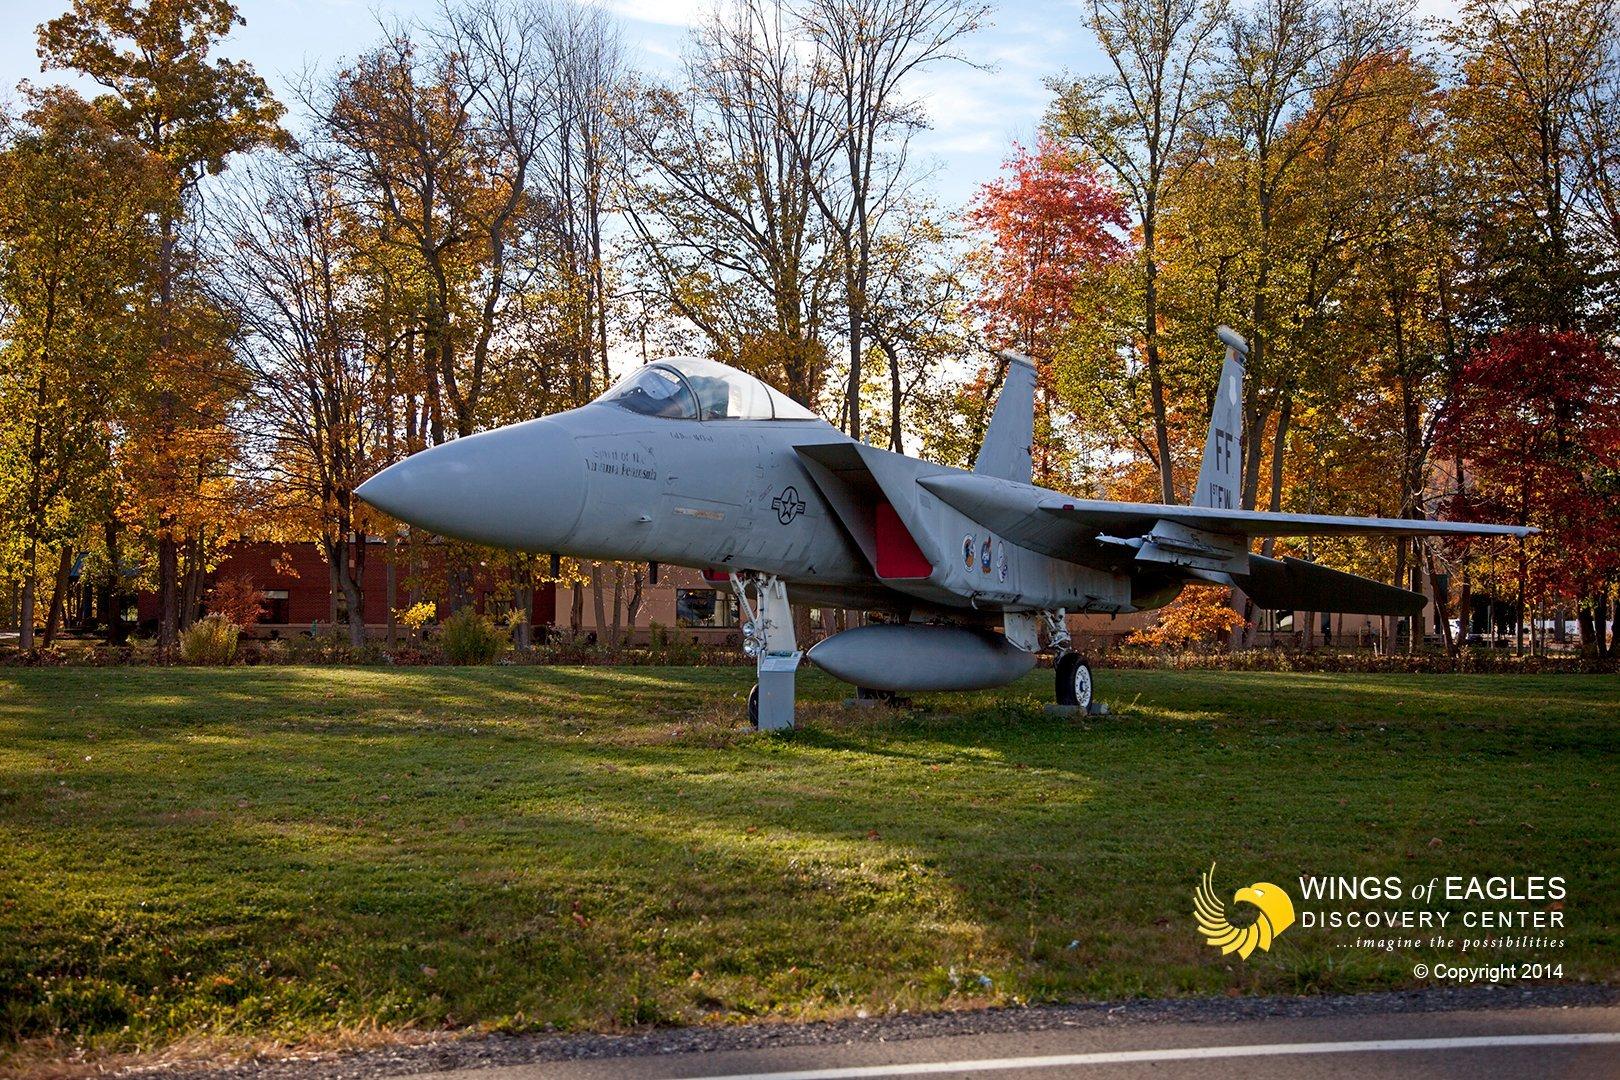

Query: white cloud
609,0,712,27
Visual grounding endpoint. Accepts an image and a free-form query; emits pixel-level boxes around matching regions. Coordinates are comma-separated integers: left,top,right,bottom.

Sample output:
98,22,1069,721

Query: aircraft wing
1037,498,1535,540
917,471,1533,586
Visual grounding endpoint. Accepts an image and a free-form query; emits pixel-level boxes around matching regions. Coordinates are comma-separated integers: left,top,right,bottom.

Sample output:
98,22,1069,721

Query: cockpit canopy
596,357,819,421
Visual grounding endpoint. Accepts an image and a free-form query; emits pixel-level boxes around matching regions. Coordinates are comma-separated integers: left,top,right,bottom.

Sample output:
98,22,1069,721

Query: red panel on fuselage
874,501,932,579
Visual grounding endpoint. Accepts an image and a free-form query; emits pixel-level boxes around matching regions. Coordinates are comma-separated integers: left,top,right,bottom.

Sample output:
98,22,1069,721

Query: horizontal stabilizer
1230,555,1424,618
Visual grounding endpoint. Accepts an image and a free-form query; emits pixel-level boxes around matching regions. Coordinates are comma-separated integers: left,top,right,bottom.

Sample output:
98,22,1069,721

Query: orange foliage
1127,584,1244,649
206,572,265,628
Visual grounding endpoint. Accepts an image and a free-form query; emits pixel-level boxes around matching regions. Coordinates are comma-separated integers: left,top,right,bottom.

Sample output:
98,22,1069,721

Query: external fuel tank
806,624,1036,692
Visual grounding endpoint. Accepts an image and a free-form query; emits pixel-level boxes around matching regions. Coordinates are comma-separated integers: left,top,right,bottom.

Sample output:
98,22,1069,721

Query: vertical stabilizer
1192,327,1247,509
974,350,1036,484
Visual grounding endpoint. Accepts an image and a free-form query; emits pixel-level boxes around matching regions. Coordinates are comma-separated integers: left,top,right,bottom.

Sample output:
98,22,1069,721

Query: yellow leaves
395,601,437,631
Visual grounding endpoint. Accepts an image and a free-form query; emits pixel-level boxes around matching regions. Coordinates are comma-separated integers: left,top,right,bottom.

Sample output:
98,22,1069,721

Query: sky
0,0,1463,215
0,0,1108,212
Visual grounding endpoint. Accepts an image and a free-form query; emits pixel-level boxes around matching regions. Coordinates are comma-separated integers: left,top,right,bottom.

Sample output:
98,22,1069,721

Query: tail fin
1192,327,1247,509
974,350,1036,484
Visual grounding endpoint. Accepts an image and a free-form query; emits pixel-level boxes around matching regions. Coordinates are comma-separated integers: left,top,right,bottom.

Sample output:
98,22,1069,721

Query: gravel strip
122,983,1618,1080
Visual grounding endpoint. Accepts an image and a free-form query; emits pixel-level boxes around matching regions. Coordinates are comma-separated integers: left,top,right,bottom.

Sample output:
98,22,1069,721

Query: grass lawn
1,665,1616,1066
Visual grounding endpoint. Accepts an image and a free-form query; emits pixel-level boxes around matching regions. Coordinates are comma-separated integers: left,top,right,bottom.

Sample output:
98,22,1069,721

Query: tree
1433,328,1620,655
0,92,165,650
622,0,840,407
798,0,989,440
1048,0,1225,501
1443,0,1620,337
38,0,286,656
212,153,382,647
967,136,1128,485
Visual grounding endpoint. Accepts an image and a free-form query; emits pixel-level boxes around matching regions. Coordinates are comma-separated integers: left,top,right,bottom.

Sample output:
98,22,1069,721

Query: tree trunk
344,533,367,648
386,534,398,649
41,546,72,647
19,544,36,653
589,563,607,645
626,567,645,635
1425,544,1456,657
1515,538,1528,657
158,531,178,657
103,517,127,645
1141,223,1174,504
1596,593,1612,659
1258,393,1293,560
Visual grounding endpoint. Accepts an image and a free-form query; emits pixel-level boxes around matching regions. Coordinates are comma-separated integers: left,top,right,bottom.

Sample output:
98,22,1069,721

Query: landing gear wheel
1055,653,1093,710
747,683,760,729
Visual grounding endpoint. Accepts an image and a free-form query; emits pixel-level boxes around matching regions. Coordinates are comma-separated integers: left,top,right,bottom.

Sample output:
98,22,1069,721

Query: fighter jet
356,327,1532,728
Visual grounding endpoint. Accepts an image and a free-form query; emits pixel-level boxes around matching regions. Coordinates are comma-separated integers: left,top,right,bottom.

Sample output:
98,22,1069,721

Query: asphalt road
405,1003,1620,1080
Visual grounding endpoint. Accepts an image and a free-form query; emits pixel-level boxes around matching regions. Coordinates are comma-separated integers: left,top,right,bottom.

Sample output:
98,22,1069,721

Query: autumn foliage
1126,585,1246,650
1434,329,1620,631
967,136,1127,360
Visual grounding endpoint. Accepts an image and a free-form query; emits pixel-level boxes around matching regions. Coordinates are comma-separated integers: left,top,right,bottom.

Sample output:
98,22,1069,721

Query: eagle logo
1194,863,1295,960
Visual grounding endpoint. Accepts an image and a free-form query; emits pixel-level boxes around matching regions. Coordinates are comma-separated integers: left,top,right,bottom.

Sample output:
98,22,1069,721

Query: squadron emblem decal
963,535,975,569
771,485,806,525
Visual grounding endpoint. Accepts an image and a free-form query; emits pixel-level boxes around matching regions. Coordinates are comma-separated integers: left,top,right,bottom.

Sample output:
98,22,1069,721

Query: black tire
747,683,760,728
1055,653,1093,709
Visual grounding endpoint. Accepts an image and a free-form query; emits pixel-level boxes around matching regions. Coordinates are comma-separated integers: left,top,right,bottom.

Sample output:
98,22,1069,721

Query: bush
441,608,505,665
180,614,239,665
1125,584,1244,649
206,573,265,628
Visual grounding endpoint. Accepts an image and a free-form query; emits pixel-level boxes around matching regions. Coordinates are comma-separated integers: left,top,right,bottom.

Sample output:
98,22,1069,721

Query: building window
1255,608,1294,633
676,588,738,628
263,589,290,624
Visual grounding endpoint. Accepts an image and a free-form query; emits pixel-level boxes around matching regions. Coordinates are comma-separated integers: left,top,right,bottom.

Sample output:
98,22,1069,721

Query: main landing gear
1054,651,1094,710
1040,609,1098,713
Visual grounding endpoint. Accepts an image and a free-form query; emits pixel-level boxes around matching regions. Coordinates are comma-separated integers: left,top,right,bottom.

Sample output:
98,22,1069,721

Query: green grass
1,666,1616,1065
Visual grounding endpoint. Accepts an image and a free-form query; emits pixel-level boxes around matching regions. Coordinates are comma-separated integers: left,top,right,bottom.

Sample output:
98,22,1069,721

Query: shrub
180,614,239,665
395,601,436,639
441,608,504,665
1126,584,1244,649
206,573,264,628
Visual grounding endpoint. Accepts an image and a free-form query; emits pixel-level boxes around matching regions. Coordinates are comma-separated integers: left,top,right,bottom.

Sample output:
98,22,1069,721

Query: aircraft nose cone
356,419,585,551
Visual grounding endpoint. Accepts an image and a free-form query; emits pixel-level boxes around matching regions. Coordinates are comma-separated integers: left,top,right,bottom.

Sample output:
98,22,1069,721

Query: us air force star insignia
772,485,806,525
1194,862,1295,961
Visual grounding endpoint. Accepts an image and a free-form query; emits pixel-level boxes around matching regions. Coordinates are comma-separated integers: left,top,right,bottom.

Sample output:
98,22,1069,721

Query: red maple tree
968,135,1127,359
1433,328,1620,651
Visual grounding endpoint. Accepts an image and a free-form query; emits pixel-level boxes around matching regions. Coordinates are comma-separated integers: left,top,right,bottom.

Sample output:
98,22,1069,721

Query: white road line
685,1033,1620,1080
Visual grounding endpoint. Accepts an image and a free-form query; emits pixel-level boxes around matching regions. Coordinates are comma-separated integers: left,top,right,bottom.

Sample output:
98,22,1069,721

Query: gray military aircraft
356,327,1532,728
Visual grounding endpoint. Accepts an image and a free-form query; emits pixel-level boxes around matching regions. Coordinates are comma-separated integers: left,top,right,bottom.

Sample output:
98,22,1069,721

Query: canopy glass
598,357,819,421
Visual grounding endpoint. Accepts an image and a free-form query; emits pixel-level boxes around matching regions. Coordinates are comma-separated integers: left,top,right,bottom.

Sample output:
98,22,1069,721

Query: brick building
136,539,753,643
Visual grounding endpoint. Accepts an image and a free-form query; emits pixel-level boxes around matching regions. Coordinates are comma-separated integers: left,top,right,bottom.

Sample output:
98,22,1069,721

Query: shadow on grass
1,665,1616,1057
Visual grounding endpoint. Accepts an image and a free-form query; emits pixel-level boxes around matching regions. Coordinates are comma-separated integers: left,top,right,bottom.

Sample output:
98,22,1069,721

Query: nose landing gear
734,573,800,731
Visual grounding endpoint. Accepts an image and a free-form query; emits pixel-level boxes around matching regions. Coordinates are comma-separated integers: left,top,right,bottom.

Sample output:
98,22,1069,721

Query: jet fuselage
356,399,1143,620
